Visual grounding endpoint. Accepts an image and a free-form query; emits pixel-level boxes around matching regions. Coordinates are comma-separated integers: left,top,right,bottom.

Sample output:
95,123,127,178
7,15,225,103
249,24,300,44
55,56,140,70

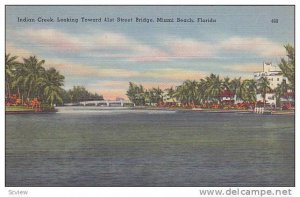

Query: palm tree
256,77,271,107
137,85,146,106
126,82,146,106
205,73,224,103
40,68,65,107
165,87,176,102
197,78,208,104
22,56,46,100
126,82,137,104
152,87,164,104
275,80,289,108
148,89,156,105
144,90,151,106
278,44,294,92
174,84,188,104
5,54,19,98
229,77,242,102
241,79,257,103
11,62,26,103
181,80,198,105
223,77,231,90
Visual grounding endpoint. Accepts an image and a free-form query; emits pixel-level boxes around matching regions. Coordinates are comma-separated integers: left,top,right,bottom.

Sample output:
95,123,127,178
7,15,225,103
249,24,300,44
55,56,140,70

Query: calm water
6,108,295,186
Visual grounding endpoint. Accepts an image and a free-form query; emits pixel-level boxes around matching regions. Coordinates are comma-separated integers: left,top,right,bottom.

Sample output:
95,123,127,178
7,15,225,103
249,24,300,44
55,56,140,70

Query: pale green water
6,109,294,186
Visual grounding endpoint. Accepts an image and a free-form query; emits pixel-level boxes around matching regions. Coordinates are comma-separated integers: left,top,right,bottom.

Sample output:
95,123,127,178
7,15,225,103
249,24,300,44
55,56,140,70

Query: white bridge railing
69,100,134,107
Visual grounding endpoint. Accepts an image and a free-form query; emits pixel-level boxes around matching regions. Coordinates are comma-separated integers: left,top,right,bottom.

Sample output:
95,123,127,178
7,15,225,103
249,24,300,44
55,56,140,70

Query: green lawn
5,106,35,112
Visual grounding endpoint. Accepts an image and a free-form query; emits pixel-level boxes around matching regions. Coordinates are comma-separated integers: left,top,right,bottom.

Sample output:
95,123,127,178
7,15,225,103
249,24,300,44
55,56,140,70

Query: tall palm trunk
17,87,20,98
6,83,11,98
17,87,23,104
27,83,32,100
263,93,266,108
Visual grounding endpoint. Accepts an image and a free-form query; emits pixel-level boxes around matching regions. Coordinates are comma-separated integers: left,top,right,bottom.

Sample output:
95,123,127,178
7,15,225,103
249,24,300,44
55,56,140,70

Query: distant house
218,89,235,104
163,96,180,106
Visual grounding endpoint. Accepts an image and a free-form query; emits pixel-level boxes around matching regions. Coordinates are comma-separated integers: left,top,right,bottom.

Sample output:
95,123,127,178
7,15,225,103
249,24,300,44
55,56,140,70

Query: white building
253,62,288,106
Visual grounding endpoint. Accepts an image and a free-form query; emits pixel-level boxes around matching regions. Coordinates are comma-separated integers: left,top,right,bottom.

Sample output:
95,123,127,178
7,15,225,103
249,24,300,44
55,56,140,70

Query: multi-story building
253,62,288,106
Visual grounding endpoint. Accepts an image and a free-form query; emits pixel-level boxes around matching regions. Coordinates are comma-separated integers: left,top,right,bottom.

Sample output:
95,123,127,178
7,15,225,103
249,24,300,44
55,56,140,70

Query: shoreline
6,106,294,116
5,110,57,114
131,106,295,115
5,106,57,114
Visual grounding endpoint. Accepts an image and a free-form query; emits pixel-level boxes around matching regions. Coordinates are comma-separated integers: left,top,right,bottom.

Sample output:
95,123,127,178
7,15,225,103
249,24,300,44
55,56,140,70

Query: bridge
65,100,134,107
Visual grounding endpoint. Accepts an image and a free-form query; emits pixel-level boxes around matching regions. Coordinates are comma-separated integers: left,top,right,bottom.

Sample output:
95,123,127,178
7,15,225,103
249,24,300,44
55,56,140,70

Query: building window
277,78,279,81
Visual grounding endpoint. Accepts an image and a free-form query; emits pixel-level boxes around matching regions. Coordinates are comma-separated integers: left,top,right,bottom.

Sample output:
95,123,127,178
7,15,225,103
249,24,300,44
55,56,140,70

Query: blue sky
6,6,294,99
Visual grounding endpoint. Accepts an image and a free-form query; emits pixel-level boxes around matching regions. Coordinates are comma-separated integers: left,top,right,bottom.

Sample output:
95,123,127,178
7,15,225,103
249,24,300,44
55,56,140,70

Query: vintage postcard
5,5,295,188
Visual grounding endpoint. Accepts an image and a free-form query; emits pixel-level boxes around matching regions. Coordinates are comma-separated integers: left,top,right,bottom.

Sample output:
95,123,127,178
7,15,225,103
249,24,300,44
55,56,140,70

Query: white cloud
21,29,81,52
44,59,139,78
220,36,286,57
12,29,287,64
45,58,208,82
142,68,208,81
166,38,217,59
93,32,170,62
94,32,132,50
227,63,264,73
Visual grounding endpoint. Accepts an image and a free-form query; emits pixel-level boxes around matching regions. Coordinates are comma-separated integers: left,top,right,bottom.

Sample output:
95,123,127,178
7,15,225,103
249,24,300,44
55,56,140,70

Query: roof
219,90,235,97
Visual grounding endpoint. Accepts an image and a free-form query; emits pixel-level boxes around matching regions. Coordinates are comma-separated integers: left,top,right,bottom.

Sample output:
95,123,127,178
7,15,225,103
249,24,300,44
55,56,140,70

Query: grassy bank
5,105,56,113
5,106,35,112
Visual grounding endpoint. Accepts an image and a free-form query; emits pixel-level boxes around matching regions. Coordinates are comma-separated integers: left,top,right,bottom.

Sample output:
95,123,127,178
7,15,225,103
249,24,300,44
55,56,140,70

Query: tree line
127,45,294,107
5,55,103,107
61,86,103,104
